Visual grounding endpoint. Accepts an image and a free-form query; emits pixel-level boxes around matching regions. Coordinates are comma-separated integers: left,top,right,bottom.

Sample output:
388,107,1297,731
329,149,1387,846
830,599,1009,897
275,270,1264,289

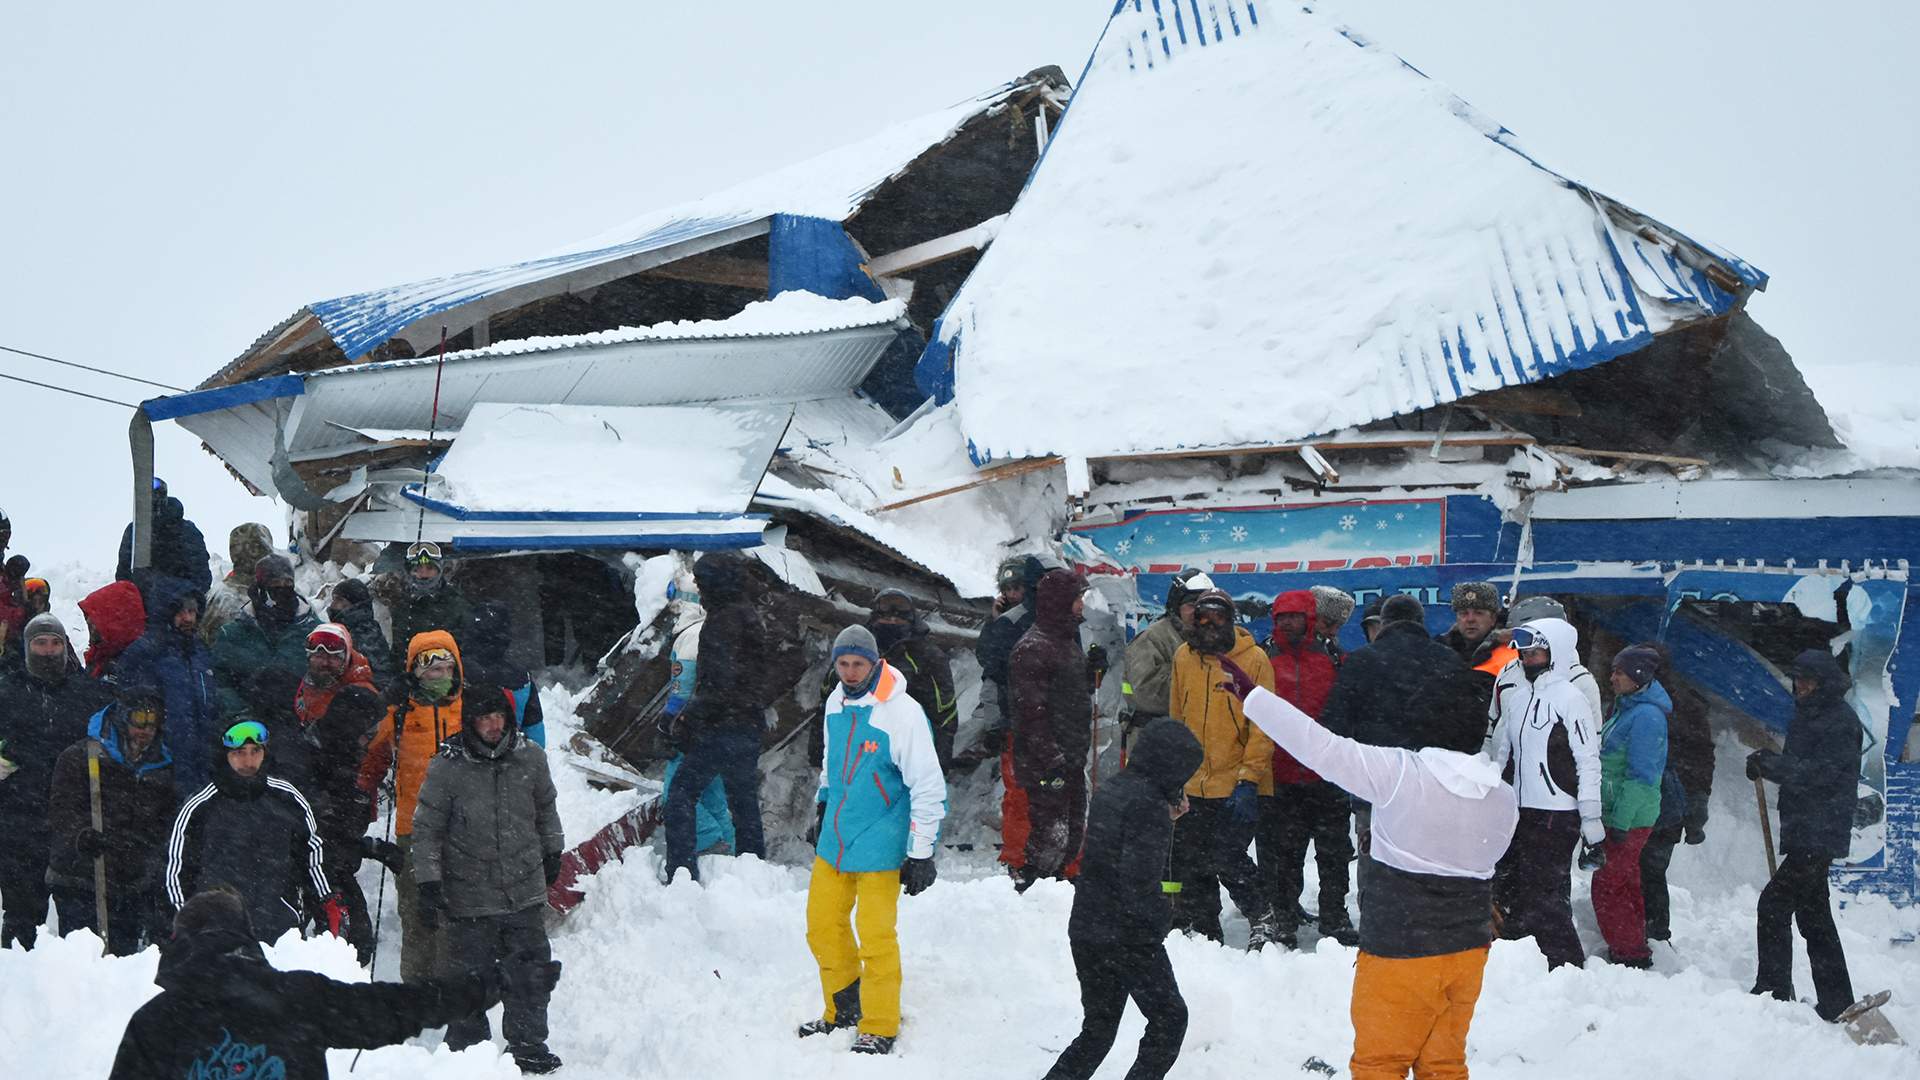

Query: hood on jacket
456,681,521,759
144,575,204,630
89,702,173,773
693,550,760,607
79,581,147,661
226,523,273,577
1417,746,1506,797
1789,649,1851,703
1615,678,1674,720
1270,589,1316,647
463,599,515,674
1515,617,1579,681
404,628,466,690
1033,568,1086,634
156,926,268,999
1129,717,1205,801
867,588,929,653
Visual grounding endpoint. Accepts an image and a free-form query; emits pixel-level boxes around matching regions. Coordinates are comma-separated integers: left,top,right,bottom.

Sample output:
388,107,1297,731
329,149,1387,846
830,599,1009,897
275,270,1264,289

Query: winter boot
1318,914,1360,948
511,1047,563,1074
798,980,862,1037
850,1034,896,1055
1247,910,1293,952
1010,864,1039,894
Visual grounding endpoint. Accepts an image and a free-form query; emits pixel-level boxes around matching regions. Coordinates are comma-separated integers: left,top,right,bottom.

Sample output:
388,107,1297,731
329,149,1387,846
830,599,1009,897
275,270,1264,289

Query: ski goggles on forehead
222,720,270,748
1510,626,1544,651
405,541,443,566
306,639,347,658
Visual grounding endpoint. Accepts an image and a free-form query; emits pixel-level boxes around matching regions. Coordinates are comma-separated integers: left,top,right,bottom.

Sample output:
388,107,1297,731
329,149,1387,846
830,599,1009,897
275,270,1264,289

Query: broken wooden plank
1544,445,1711,468
1464,385,1584,417
865,214,1009,278
871,455,1063,512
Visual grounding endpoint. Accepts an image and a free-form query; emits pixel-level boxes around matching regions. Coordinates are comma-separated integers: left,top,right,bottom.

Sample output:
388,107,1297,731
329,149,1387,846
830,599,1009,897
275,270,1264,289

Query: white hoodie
1490,618,1603,840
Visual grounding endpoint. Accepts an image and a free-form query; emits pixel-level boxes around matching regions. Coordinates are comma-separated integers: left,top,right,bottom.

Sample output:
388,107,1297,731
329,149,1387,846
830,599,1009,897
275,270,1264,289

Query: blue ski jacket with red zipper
815,660,947,872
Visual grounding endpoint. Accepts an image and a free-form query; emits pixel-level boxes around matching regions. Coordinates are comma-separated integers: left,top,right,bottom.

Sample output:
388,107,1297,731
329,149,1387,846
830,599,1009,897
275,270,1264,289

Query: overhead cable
0,343,186,392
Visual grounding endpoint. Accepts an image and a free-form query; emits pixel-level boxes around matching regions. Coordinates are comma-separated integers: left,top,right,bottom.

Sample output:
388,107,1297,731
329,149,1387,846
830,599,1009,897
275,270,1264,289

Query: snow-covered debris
940,3,1755,462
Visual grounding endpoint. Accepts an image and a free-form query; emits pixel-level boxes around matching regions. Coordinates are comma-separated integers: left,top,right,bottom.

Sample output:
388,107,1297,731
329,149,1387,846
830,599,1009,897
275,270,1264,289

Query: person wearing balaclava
866,589,958,772
385,542,472,678
326,577,395,689
0,613,113,947
110,577,219,798
199,522,274,648
1485,618,1602,970
1008,569,1099,891
211,554,320,720
114,476,213,603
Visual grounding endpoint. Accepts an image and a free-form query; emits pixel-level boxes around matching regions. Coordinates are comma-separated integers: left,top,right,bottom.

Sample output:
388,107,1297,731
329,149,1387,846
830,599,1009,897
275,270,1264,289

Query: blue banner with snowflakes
1068,500,1445,574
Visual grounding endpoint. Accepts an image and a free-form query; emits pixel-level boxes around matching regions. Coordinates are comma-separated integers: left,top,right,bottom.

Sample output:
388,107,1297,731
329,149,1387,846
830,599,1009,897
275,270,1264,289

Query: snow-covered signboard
1069,500,1444,575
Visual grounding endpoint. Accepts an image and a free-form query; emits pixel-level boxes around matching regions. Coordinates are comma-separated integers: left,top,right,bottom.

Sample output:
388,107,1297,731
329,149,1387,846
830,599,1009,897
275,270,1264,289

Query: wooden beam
864,214,1008,278
1544,445,1711,468
1463,385,1584,417
871,455,1063,512
642,252,769,291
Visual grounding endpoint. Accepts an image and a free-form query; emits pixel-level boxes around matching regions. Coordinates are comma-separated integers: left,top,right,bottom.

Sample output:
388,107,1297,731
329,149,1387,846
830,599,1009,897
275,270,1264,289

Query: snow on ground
6,712,1917,1078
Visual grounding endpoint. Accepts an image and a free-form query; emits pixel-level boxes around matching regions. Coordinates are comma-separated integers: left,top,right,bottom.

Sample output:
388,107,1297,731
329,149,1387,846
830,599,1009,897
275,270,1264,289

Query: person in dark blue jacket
462,600,546,747
1747,650,1861,1022
115,477,213,603
116,577,221,797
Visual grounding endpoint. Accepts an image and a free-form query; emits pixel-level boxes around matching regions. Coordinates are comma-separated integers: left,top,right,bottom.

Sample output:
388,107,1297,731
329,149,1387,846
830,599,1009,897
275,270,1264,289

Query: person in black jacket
46,686,177,955
463,599,548,746
1747,649,1862,1022
307,685,388,964
164,718,340,943
326,577,395,689
115,476,213,603
1010,570,1093,886
1320,595,1468,856
109,886,559,1080
1045,718,1203,1080
869,589,960,772
662,552,778,883
0,613,112,947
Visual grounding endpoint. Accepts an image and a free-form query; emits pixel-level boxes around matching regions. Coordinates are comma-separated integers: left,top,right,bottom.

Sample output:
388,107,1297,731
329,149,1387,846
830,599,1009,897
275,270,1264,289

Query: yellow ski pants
805,857,903,1038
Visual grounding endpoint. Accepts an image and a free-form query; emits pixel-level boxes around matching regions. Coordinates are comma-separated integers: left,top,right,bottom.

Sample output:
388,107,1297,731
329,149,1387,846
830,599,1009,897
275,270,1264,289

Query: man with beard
78,580,147,684
0,613,112,947
212,555,322,720
1166,589,1280,948
199,523,274,648
867,589,958,772
1121,569,1212,752
114,578,219,798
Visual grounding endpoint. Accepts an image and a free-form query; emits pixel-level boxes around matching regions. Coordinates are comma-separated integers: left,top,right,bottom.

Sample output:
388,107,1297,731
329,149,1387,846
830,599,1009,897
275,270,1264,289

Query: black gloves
75,827,108,858
1085,644,1109,691
806,801,826,846
1577,841,1607,872
416,880,445,930
901,857,937,897
359,836,405,874
1746,750,1777,782
543,852,564,887
484,949,563,1005
1685,824,1706,846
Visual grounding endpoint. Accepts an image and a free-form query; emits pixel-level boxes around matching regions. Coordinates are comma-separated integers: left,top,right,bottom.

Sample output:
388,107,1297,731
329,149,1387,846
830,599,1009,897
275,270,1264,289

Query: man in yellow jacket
357,629,466,983
1167,589,1281,948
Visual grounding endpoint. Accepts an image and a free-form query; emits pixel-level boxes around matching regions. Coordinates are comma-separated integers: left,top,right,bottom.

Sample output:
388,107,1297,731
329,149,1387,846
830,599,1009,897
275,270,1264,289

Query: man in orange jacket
358,629,466,983
1167,589,1281,948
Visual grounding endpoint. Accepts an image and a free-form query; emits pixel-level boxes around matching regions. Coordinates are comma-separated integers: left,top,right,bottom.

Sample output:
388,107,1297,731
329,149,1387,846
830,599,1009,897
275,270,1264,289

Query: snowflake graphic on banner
1339,514,1358,531
1229,525,1248,542
1115,539,1132,555
1198,531,1212,544
1376,520,1389,530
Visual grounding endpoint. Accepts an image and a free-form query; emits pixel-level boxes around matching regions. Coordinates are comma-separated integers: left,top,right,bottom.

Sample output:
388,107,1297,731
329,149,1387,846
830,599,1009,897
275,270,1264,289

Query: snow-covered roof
208,75,1050,382
932,2,1765,463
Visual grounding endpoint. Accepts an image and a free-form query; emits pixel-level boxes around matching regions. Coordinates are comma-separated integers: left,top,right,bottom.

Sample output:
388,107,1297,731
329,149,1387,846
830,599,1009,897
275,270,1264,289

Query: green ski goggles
221,720,270,749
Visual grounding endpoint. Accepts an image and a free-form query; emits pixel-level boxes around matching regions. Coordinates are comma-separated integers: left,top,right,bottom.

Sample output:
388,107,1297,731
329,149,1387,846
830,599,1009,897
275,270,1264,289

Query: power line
0,369,134,408
0,343,185,393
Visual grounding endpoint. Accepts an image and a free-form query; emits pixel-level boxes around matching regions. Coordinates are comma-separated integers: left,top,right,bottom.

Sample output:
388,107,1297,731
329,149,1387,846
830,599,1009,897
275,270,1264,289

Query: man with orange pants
801,626,946,1056
1217,647,1517,1079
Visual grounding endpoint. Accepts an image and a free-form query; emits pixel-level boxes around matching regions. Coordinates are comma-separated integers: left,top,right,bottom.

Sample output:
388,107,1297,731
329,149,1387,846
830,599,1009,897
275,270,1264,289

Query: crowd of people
1,494,1877,1076
0,497,566,1076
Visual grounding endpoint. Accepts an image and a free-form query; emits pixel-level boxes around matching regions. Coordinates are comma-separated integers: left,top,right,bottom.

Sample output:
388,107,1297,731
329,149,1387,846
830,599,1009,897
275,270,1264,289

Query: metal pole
128,410,155,571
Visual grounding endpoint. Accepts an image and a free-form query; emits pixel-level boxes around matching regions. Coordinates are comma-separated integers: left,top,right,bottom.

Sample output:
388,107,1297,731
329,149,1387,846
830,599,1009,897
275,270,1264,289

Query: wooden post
1754,776,1777,877
87,740,109,949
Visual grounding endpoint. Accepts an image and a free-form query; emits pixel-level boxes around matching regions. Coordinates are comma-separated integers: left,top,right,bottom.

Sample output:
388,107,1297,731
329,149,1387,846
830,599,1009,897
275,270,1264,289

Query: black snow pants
1044,940,1187,1080
0,832,51,949
663,721,765,879
1170,796,1270,941
1492,808,1585,969
1639,824,1683,942
1755,852,1855,1021
444,904,556,1054
1256,782,1354,928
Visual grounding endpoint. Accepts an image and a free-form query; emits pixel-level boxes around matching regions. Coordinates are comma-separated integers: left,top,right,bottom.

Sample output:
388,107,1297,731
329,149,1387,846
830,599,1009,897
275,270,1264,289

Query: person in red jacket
78,580,148,683
1008,569,1093,889
1258,590,1357,947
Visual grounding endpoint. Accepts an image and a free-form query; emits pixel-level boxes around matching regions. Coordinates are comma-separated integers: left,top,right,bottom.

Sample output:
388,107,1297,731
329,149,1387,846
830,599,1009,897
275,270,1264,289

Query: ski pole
1754,775,1777,877
86,740,109,952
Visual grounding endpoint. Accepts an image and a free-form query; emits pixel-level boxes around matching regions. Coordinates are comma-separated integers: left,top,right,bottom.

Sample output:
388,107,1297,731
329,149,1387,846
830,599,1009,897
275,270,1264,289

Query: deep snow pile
5,724,1916,1078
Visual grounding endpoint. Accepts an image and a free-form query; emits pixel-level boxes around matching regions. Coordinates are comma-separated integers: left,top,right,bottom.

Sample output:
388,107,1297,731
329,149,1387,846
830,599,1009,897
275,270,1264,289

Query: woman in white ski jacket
1488,618,1601,969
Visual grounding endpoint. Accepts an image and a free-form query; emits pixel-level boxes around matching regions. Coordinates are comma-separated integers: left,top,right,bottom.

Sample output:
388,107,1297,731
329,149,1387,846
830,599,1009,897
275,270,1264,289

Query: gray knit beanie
832,624,880,664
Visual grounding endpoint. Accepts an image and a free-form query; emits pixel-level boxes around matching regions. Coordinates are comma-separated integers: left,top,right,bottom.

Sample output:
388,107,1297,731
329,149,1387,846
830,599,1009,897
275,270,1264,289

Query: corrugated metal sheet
930,3,1767,462
205,76,1045,379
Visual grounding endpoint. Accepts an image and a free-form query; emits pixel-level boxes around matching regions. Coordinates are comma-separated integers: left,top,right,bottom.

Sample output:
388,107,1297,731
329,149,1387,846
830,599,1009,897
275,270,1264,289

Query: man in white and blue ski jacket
801,625,947,1056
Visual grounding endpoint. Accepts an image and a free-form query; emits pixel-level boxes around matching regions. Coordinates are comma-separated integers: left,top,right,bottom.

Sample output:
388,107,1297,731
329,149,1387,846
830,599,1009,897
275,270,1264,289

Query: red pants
999,748,1031,869
1592,826,1652,962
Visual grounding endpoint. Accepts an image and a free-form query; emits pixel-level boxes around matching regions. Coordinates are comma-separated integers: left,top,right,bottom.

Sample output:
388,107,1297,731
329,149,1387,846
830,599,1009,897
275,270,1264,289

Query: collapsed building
132,4,1917,904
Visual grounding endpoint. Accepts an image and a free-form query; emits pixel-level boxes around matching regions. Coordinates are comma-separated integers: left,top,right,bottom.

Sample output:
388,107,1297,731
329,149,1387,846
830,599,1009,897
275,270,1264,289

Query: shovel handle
1754,774,1778,877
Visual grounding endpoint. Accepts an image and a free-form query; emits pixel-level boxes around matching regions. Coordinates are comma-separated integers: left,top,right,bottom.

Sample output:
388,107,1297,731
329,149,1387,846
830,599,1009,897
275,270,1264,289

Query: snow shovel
1754,775,1777,877
86,739,109,949
1837,990,1904,1046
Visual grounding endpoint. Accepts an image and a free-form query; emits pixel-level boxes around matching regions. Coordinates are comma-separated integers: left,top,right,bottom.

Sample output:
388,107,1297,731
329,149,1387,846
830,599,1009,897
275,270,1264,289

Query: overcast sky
3,1,1914,579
